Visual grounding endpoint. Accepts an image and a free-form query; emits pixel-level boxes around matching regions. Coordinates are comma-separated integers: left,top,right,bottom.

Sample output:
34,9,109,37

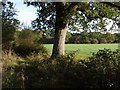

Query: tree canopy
2,1,20,50
24,2,120,57
25,2,120,30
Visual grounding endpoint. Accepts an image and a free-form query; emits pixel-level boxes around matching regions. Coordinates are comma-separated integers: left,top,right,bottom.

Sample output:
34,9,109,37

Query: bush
2,51,24,88
99,38,107,44
13,29,48,57
19,49,120,88
13,44,48,57
2,49,120,88
15,30,36,46
2,49,48,89
91,39,99,44
85,49,120,88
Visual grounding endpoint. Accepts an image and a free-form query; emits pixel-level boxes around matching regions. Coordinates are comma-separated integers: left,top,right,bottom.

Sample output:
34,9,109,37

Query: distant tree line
14,29,120,45
67,31,120,44
36,30,120,44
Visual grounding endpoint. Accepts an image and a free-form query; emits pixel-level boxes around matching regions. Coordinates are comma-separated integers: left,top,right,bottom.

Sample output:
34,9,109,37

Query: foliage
2,51,24,88
24,2,120,57
24,2,120,31
105,33,115,43
69,31,117,44
23,49,120,88
65,32,72,43
99,38,107,44
2,49,120,88
36,29,54,44
2,49,48,89
2,1,19,50
114,33,120,43
37,30,119,44
69,34,81,44
15,30,36,46
14,44,48,57
90,39,99,44
85,49,120,88
13,29,48,57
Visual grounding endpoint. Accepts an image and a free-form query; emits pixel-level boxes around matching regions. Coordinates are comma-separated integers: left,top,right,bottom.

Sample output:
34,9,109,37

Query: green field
44,44,119,59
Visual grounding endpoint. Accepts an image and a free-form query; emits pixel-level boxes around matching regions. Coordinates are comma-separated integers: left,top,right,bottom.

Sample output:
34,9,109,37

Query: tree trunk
51,3,68,58
51,24,67,58
51,2,79,58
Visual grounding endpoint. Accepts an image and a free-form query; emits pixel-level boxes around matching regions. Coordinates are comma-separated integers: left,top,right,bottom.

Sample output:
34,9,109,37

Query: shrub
13,44,48,57
13,29,48,57
15,30,38,47
85,49,120,88
91,39,99,44
99,38,107,44
2,50,48,89
2,51,23,88
2,49,120,88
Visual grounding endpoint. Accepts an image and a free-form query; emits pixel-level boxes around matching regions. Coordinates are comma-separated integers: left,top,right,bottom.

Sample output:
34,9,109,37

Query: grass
44,44,119,59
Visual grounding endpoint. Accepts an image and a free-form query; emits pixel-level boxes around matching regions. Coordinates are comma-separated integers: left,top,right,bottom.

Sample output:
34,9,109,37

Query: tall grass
2,50,49,88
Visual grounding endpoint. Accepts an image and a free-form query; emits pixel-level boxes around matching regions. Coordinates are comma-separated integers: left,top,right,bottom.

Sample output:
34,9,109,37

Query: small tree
14,29,48,56
16,30,36,46
2,1,19,50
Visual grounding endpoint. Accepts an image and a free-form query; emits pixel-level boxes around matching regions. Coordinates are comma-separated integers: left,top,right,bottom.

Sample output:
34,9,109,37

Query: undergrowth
2,49,120,88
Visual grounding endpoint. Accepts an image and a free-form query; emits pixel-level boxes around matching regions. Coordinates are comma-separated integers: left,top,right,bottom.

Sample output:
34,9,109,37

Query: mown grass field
44,44,119,59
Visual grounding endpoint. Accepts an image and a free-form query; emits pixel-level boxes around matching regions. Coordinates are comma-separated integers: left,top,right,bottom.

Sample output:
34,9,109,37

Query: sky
9,0,37,27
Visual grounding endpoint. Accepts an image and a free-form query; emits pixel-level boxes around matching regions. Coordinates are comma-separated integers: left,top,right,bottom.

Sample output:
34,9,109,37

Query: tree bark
51,3,68,58
51,24,67,58
51,2,79,58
